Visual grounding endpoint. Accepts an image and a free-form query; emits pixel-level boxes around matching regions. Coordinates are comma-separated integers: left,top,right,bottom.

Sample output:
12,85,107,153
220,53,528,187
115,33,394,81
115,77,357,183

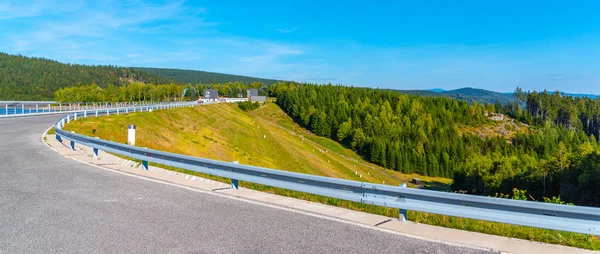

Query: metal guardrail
0,101,164,117
0,100,58,104
54,103,600,236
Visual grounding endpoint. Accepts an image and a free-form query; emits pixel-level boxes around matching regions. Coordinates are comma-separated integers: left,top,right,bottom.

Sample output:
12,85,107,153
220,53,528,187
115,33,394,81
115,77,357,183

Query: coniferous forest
133,67,280,85
0,53,276,101
271,83,600,207
0,53,168,100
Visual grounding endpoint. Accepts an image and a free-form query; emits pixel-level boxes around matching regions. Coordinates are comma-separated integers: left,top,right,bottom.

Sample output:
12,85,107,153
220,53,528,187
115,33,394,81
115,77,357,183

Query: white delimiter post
399,183,408,222
128,125,136,145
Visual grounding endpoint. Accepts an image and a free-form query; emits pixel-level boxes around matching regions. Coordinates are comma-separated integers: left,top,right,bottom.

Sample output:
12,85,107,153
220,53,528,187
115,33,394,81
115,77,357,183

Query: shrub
238,101,260,111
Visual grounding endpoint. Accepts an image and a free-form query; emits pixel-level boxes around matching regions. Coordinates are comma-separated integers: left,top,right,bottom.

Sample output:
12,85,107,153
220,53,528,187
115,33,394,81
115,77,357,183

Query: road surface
0,115,495,253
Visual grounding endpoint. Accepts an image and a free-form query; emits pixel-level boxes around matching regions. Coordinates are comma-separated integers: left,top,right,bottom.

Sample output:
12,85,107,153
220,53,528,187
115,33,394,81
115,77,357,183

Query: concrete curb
42,130,596,254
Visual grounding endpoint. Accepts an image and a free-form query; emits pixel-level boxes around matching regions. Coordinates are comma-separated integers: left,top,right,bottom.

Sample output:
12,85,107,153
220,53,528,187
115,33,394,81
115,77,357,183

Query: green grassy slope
65,103,449,187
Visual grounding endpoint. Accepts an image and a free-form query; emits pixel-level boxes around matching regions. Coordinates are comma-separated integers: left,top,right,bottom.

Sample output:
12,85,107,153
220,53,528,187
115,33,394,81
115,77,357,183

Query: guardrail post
56,134,62,142
36,104,39,113
142,160,149,170
231,161,239,190
48,104,50,113
117,108,119,115
93,148,99,159
4,105,7,115
21,104,24,115
106,109,109,116
70,140,75,151
399,183,408,222
67,115,70,123
74,113,77,121
84,111,87,118
95,110,98,117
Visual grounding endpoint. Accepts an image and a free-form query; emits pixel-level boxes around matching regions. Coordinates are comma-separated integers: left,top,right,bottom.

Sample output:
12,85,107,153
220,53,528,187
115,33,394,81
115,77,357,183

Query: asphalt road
0,115,496,254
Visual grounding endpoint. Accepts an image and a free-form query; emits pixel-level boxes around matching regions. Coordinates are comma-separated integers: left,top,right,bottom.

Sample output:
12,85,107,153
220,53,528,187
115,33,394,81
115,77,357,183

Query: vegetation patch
237,101,261,111
458,114,530,142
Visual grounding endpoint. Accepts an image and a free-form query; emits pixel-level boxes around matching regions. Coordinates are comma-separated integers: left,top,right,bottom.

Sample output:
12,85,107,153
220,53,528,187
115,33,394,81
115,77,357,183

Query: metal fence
0,101,173,117
53,103,600,236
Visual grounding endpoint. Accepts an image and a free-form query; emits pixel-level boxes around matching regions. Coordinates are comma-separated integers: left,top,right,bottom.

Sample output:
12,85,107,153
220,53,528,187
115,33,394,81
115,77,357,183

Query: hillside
0,53,168,100
132,67,282,85
273,83,600,209
0,53,281,101
64,103,450,189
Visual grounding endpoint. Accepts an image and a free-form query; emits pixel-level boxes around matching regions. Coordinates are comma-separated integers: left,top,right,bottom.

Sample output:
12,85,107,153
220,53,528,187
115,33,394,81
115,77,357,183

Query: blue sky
1,1,599,94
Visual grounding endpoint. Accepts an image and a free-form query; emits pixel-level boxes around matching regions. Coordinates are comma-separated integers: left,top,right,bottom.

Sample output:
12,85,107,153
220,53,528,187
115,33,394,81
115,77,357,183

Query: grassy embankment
63,103,599,250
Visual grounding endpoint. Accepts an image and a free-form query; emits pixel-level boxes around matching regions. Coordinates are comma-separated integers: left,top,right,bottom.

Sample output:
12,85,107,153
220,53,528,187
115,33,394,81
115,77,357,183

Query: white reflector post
128,125,136,145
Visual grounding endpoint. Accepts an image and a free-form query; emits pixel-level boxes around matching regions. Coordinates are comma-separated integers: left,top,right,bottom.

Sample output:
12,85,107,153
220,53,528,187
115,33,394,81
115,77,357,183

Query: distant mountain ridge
393,87,598,105
548,91,598,99
429,88,446,92
393,87,514,104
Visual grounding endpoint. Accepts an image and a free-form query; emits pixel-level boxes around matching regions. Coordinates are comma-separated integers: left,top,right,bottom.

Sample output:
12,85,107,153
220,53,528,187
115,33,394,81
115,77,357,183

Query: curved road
0,115,493,253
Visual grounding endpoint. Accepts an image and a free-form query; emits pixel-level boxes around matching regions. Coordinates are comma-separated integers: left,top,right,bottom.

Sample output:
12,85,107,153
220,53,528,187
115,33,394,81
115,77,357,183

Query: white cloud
0,0,48,20
239,43,304,69
5,0,209,54
275,26,300,33
0,0,84,20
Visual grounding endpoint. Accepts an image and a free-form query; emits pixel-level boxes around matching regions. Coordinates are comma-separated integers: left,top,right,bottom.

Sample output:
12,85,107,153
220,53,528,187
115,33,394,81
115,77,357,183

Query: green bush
238,101,260,111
